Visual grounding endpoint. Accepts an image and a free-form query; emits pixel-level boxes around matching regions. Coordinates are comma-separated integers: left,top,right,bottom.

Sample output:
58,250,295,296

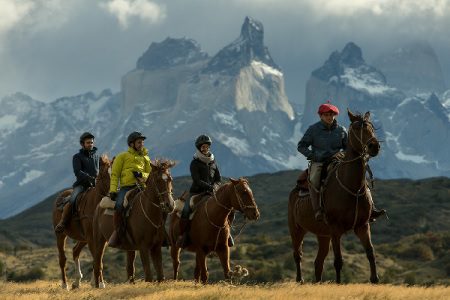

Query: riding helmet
195,134,212,150
79,132,95,144
127,131,146,145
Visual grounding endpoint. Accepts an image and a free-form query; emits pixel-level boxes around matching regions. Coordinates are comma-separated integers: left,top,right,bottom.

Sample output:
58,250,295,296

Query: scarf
194,149,215,165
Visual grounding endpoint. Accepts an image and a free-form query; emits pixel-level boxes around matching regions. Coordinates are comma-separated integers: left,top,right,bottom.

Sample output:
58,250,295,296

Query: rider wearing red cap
297,102,346,221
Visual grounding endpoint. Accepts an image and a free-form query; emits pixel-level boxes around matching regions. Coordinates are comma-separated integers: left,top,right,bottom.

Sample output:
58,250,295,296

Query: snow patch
251,61,282,78
217,133,251,156
341,67,395,95
213,111,244,133
88,95,110,118
0,115,27,132
19,170,45,186
395,151,430,164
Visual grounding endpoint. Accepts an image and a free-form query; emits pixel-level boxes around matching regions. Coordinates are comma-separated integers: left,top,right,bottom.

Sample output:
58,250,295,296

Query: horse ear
347,108,357,123
150,161,157,169
230,178,239,184
364,111,371,121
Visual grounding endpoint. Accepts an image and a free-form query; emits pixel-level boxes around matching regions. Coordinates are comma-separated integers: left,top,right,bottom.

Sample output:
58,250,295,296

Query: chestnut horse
52,154,111,290
169,178,260,284
288,110,381,284
92,160,176,288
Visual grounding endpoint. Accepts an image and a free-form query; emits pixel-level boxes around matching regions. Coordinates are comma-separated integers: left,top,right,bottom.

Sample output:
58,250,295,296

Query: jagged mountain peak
203,16,279,75
340,42,364,67
136,37,208,71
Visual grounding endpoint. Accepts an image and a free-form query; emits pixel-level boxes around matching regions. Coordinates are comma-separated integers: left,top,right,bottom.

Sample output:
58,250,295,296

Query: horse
52,154,111,290
169,178,260,284
91,160,176,288
288,109,381,284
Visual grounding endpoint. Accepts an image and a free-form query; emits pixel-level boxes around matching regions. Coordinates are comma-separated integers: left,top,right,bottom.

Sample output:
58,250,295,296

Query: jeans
115,186,135,210
181,193,194,219
308,162,324,190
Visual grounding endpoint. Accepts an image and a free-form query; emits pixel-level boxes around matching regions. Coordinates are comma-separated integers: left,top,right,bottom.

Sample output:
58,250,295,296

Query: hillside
0,172,449,284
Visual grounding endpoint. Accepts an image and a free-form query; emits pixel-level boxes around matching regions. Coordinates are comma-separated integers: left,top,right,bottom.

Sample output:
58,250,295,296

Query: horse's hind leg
314,236,331,282
170,246,181,280
72,241,87,289
139,248,153,282
126,251,136,284
196,251,208,284
150,246,165,282
56,234,69,290
289,224,306,283
331,233,344,284
354,224,379,283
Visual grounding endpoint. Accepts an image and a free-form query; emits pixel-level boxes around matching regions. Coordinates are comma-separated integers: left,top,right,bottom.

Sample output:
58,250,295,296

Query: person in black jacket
176,135,235,248
55,132,99,232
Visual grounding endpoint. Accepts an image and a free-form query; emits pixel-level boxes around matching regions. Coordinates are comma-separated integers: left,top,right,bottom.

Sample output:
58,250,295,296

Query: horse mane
100,154,110,167
152,158,177,170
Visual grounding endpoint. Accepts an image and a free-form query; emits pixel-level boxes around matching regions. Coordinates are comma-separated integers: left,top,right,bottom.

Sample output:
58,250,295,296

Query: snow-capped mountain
0,17,303,218
303,42,450,178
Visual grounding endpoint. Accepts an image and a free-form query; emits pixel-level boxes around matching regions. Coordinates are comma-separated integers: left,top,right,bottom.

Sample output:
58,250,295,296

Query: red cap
318,101,339,115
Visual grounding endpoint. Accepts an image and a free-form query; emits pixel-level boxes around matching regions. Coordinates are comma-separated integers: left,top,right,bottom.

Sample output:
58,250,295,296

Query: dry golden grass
0,281,449,300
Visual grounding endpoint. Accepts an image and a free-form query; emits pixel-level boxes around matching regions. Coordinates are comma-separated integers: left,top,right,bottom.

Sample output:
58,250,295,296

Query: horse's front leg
150,246,165,282
56,234,68,290
195,250,208,284
315,236,331,282
170,245,181,280
139,248,153,282
354,224,379,283
331,233,343,284
72,241,87,289
126,251,136,284
216,246,231,280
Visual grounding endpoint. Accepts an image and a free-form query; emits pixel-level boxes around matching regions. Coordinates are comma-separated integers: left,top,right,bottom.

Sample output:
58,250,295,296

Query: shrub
7,267,45,282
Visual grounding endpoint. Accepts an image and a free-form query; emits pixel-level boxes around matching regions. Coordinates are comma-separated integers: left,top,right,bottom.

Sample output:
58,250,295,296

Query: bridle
212,181,257,213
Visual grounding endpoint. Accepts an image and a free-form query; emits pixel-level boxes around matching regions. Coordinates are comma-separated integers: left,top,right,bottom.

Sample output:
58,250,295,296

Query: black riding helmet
195,134,212,150
127,131,146,146
79,132,95,144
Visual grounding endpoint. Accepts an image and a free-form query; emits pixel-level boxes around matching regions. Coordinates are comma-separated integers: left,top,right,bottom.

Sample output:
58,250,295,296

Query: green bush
7,267,45,282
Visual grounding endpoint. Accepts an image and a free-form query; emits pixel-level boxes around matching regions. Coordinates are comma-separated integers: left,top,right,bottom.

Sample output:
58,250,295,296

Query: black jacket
73,147,100,188
189,158,221,194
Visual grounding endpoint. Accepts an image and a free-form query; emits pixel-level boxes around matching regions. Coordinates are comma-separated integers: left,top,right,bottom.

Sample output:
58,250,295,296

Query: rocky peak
204,16,279,75
312,42,367,81
136,37,208,70
425,93,448,123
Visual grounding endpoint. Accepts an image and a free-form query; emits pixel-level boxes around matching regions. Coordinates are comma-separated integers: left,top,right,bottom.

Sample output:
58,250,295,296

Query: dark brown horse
169,178,260,284
288,109,381,284
52,154,111,290
92,160,176,288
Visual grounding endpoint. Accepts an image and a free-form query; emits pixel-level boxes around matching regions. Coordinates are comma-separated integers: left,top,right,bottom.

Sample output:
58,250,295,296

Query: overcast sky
1,0,450,107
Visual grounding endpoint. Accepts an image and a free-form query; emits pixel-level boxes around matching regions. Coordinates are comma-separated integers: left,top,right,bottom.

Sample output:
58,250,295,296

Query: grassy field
0,281,449,300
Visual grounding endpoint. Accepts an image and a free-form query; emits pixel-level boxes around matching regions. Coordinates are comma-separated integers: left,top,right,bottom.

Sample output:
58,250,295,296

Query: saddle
56,188,91,213
173,191,210,220
99,187,141,217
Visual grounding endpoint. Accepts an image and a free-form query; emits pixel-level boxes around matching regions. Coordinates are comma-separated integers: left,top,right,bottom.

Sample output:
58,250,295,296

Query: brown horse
288,109,381,284
52,154,111,290
91,160,176,288
169,178,260,284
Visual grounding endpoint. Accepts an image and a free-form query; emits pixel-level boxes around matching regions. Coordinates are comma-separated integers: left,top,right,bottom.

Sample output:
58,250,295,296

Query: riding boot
55,202,72,232
309,188,324,222
369,207,386,222
227,211,235,247
108,209,123,247
176,218,191,248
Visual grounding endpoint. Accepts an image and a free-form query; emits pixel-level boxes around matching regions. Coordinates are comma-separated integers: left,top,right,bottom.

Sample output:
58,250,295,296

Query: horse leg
92,239,107,288
150,246,165,282
170,246,181,280
196,251,208,284
331,233,343,284
56,234,69,290
314,236,331,282
216,247,231,280
139,248,153,282
72,241,87,289
126,251,136,284
354,224,379,283
290,225,306,283
194,255,201,282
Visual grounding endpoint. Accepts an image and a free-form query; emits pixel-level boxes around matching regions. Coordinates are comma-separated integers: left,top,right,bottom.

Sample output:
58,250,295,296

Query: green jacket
110,147,151,193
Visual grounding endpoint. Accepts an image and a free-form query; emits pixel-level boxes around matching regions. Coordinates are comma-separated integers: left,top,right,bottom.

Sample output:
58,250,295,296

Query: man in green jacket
108,131,151,247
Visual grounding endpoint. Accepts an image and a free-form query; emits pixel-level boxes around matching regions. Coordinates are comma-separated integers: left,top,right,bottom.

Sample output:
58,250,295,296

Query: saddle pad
173,198,199,220
103,208,114,216
100,196,115,209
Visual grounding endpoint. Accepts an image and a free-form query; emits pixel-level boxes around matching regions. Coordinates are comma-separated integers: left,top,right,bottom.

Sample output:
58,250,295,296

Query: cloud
100,0,166,29
0,0,34,35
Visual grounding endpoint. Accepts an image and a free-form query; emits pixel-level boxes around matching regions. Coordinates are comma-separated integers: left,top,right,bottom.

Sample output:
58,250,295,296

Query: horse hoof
296,278,304,284
61,282,69,290
370,276,380,284
99,282,106,289
72,282,80,289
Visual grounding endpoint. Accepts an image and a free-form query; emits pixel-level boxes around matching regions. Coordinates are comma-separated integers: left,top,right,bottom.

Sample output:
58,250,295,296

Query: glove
109,192,117,201
132,171,143,178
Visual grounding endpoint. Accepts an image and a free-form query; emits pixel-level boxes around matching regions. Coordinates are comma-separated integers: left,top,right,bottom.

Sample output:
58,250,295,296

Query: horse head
96,154,112,195
229,178,260,221
347,109,380,158
147,159,176,214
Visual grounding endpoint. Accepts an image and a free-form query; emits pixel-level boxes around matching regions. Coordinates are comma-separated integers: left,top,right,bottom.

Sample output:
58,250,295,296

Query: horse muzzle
244,207,260,221
367,141,380,157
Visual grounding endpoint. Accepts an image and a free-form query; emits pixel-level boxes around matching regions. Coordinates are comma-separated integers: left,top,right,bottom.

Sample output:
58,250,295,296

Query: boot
108,210,124,247
55,202,72,232
176,218,190,248
369,207,386,222
309,188,324,222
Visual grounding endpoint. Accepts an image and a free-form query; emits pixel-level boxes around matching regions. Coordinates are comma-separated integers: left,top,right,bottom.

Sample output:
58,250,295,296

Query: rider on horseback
55,132,99,232
108,131,151,247
297,102,386,222
176,135,235,248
